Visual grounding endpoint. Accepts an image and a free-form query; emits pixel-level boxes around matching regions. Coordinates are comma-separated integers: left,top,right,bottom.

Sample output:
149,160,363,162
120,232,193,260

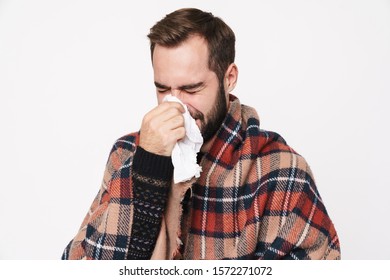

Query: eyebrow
154,81,205,91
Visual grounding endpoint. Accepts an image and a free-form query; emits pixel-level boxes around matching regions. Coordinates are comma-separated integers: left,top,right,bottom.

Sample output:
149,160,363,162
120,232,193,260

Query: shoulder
239,103,311,175
111,132,139,153
257,130,295,155
105,132,140,170
256,130,314,186
240,104,300,158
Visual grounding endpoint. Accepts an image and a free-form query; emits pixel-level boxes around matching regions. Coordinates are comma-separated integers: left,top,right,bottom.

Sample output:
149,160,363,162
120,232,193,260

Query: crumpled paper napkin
163,94,203,183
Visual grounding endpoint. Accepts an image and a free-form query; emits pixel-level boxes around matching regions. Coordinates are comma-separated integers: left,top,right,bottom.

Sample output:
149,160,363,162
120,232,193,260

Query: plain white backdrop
0,0,389,259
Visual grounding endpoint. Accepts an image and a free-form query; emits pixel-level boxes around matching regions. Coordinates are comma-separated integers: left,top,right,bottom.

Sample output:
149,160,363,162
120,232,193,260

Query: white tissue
163,94,203,183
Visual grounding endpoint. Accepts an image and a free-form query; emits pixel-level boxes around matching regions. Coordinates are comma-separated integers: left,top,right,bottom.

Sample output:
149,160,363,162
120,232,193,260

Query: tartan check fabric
62,95,340,260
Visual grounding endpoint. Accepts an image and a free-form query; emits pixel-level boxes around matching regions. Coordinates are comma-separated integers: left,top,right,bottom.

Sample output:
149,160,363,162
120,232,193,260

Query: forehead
152,35,212,85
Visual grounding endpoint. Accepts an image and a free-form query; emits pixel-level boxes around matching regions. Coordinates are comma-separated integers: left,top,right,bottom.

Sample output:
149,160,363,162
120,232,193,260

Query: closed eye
183,89,199,94
154,81,205,94
179,82,205,94
154,82,170,94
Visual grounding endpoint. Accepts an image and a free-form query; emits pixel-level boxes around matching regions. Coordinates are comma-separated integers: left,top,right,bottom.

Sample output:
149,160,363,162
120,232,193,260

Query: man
62,8,340,260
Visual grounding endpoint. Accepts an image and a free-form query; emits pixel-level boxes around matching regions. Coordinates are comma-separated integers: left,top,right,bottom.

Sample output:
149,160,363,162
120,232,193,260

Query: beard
189,84,228,143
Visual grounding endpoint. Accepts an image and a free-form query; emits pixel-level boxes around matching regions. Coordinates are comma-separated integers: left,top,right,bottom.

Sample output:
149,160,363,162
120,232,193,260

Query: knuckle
176,103,185,112
172,114,180,122
169,102,183,112
178,127,186,137
177,115,185,126
168,106,179,114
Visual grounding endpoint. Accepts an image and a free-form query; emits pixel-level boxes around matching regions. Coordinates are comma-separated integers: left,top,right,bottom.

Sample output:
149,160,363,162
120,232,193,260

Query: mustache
188,107,204,121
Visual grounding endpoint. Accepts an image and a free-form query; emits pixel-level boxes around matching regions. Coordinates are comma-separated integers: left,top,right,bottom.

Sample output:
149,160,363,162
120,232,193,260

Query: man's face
152,35,228,143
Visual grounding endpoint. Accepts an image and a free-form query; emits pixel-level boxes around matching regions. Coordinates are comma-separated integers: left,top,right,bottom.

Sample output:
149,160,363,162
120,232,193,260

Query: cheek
185,102,205,119
156,92,168,104
156,92,162,103
186,94,213,114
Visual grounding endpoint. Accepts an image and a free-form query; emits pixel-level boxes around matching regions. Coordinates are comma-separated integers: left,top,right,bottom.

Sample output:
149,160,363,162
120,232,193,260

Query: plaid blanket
62,95,340,260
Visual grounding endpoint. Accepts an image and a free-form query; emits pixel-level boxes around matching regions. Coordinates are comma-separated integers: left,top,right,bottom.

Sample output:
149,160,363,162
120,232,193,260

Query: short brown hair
148,8,235,84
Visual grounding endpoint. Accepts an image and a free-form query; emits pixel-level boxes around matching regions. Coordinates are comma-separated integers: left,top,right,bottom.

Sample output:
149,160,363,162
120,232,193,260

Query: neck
200,137,214,153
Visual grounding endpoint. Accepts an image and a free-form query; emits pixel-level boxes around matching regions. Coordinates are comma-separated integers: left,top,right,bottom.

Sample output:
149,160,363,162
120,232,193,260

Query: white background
0,0,389,260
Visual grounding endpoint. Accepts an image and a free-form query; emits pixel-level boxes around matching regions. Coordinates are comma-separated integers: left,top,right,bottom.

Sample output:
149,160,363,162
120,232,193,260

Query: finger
143,102,183,124
171,126,186,141
164,101,185,112
161,107,187,124
157,101,185,115
164,114,185,130
148,104,185,125
157,115,184,136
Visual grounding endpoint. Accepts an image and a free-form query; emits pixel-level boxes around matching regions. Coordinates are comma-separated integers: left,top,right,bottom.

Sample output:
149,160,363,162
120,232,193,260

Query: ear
224,63,238,93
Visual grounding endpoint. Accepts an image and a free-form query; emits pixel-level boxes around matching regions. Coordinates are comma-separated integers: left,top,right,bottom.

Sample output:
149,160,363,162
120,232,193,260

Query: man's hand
139,102,186,156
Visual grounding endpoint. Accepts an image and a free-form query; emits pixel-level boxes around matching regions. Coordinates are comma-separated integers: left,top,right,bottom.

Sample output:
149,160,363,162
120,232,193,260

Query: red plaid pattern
62,95,340,260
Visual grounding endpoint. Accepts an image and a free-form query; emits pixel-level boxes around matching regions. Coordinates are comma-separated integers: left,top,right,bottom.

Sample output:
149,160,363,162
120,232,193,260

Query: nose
171,89,186,104
170,89,188,107
171,88,182,98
